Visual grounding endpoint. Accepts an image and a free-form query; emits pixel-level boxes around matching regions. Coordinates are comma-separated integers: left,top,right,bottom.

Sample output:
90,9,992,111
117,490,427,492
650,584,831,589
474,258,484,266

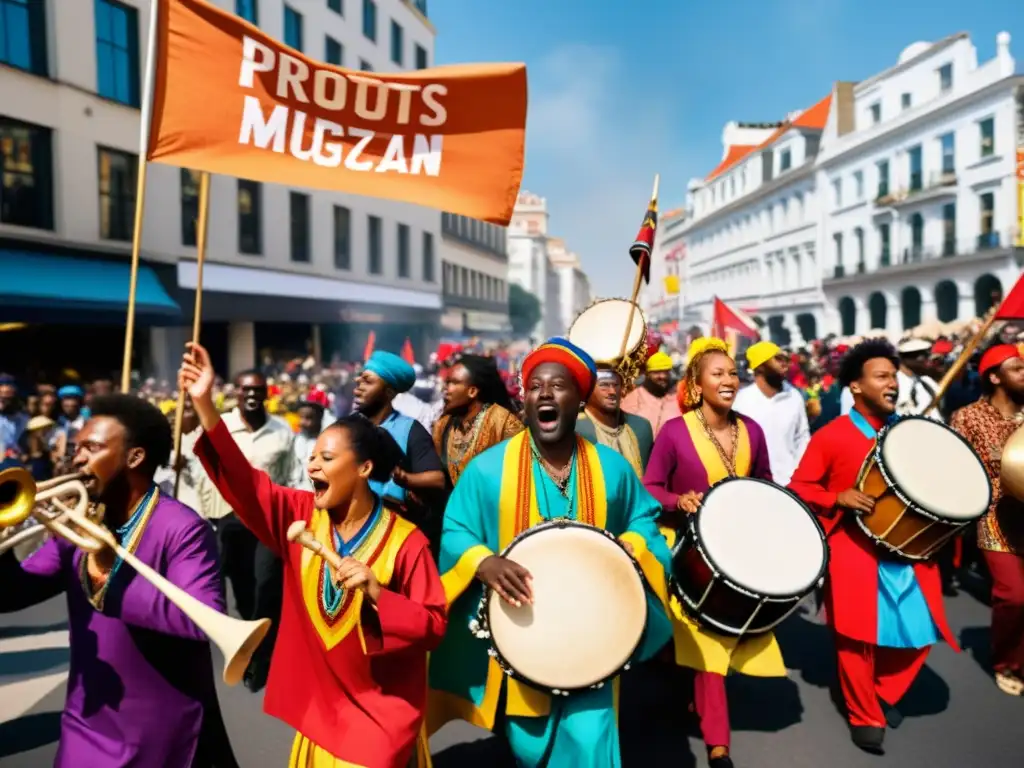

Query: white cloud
521,43,695,298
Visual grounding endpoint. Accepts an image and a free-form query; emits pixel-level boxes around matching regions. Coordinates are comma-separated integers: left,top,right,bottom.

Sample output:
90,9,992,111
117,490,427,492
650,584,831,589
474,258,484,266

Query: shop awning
0,250,181,323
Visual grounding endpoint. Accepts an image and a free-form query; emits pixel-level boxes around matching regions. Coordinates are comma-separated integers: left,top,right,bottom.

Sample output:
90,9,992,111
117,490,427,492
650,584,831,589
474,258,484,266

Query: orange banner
146,0,527,224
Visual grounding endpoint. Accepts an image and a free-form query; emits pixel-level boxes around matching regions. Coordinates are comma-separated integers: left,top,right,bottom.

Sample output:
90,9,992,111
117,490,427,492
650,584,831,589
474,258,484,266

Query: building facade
507,190,561,339
819,32,1022,337
439,212,512,338
678,30,1023,346
0,0,442,381
547,237,591,334
641,207,688,333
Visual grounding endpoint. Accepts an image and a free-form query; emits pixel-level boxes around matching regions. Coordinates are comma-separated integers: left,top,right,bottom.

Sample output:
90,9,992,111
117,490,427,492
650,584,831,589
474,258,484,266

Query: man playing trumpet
0,395,237,767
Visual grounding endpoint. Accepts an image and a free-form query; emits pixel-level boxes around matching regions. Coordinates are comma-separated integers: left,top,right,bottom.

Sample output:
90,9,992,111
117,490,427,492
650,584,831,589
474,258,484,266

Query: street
0,583,1018,768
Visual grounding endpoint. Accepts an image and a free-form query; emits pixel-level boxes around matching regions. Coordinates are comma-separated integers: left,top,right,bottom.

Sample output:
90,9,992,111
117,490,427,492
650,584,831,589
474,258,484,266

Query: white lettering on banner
237,35,447,176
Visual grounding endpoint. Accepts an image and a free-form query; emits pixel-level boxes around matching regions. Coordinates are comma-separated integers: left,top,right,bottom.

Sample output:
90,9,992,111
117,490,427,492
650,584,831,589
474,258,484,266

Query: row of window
832,117,995,207
0,116,437,282
832,193,996,272
441,212,507,258
442,260,507,304
864,63,954,128
242,0,429,70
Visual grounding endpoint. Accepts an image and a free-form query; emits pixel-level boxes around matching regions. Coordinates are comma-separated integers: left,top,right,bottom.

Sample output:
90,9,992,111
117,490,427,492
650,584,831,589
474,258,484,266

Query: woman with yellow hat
643,337,784,768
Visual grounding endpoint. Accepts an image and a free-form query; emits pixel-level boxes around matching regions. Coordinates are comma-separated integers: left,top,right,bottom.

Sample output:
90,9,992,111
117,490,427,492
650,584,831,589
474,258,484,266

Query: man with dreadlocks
788,339,954,755
433,354,524,488
644,337,780,768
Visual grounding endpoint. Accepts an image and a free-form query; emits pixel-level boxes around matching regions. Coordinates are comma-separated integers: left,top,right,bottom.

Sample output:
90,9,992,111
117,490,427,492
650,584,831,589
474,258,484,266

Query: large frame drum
568,299,647,380
671,478,827,637
472,519,647,695
855,416,991,560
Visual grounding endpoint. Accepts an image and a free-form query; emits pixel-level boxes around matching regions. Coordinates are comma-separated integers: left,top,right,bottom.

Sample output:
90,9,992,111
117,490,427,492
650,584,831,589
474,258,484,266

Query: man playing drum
788,340,955,755
428,337,673,767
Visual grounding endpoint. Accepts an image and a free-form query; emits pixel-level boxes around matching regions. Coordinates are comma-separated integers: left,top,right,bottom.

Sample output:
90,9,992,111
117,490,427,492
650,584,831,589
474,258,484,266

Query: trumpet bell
222,618,272,686
999,421,1024,502
0,467,38,529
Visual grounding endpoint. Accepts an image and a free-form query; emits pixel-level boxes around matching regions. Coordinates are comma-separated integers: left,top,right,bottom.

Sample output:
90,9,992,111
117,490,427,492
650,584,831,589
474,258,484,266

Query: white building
439,213,512,338
0,0,442,380
641,207,688,332
681,101,832,345
679,31,1024,347
548,238,591,334
818,32,1022,338
507,191,561,339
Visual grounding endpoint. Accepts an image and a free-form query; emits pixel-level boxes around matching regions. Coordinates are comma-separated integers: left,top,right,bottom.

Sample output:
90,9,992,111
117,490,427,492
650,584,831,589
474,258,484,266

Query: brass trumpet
0,467,270,686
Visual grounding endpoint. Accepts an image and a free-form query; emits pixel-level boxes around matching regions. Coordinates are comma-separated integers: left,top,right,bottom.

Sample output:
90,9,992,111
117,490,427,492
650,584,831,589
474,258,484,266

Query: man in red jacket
788,339,955,755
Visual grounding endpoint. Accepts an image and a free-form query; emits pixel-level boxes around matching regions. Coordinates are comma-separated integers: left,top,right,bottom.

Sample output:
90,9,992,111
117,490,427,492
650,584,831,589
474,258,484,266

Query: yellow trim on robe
667,412,787,678
288,732,365,767
441,544,495,606
299,506,415,651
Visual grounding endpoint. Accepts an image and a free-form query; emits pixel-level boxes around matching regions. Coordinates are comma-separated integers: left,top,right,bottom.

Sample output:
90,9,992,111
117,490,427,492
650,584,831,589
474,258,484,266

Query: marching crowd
0,320,1022,767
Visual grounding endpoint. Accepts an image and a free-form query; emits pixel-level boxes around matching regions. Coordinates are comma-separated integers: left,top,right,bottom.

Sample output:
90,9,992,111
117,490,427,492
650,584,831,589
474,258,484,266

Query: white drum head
697,480,826,597
487,524,646,690
880,418,990,520
568,300,646,364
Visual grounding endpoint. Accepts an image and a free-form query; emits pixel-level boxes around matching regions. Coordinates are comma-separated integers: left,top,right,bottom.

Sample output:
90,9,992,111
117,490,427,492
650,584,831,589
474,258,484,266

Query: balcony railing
978,231,1001,250
833,265,845,278
879,172,958,208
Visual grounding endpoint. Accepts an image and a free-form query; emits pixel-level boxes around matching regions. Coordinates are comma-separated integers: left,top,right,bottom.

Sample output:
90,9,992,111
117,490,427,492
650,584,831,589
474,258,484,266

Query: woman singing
180,343,446,768
642,337,784,768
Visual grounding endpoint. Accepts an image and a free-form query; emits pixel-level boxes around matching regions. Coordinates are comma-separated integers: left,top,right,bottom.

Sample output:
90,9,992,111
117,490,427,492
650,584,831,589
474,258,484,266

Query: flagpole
923,303,1000,415
172,171,211,499
120,0,161,393
620,173,659,360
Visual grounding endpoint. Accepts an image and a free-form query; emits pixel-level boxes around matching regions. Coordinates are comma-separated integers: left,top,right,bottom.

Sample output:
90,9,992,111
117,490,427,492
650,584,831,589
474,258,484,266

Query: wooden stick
287,521,345,571
172,172,211,499
923,304,1000,415
619,174,660,360
120,160,150,393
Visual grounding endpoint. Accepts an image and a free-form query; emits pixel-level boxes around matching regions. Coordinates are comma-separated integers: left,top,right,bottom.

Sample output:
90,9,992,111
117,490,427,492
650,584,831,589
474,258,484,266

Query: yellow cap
686,337,728,361
746,341,782,371
646,351,673,372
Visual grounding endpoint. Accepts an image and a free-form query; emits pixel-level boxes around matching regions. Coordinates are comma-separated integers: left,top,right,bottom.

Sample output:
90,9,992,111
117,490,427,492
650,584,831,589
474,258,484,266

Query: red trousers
835,634,929,727
982,549,1024,673
691,670,729,748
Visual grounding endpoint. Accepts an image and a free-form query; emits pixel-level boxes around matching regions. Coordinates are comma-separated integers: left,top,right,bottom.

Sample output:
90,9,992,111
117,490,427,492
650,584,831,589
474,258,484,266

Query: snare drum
671,478,827,637
471,519,647,695
856,416,991,560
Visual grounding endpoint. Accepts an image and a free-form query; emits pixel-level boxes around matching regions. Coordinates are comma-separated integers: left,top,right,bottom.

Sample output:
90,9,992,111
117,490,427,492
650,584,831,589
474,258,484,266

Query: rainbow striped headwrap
521,337,598,398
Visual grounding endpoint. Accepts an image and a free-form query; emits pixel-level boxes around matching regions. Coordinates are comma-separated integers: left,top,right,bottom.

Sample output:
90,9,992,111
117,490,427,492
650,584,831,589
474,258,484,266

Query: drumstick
286,520,345,571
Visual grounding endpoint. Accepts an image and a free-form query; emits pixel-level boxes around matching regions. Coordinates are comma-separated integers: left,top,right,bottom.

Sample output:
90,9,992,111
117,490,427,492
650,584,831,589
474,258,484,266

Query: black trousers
210,516,282,669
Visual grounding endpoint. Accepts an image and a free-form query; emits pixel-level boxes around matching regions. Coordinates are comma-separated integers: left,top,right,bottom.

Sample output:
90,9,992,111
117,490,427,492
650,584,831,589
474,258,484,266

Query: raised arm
110,514,225,641
360,531,447,656
181,342,310,554
0,539,67,613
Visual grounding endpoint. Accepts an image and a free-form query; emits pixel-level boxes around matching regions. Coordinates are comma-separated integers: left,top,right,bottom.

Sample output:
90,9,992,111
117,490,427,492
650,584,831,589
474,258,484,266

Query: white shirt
733,380,810,487
190,409,297,520
840,375,941,421
393,391,435,432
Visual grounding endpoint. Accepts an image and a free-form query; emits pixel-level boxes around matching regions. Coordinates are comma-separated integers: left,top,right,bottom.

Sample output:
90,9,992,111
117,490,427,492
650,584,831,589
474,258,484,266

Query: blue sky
430,0,1021,296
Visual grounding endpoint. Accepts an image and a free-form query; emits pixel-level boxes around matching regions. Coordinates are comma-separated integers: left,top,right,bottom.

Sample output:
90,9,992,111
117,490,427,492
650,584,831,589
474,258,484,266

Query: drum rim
873,415,992,523
676,476,829,600
567,298,647,358
475,518,648,695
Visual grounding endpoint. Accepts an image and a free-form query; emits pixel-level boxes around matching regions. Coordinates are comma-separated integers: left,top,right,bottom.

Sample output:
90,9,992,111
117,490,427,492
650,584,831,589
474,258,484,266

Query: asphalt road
1,578,1019,768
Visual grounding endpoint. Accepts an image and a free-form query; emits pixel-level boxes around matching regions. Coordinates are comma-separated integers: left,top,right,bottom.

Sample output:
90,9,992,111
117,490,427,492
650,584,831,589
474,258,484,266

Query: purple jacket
0,494,236,768
642,413,772,510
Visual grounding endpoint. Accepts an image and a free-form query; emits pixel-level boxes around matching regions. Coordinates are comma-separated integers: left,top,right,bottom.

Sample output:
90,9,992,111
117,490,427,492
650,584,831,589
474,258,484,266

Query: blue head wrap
58,385,85,400
364,351,416,394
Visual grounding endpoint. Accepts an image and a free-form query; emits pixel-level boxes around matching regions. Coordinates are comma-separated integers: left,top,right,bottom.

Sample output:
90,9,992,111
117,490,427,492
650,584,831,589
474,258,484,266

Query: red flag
995,273,1024,319
711,297,760,357
630,176,659,283
363,331,376,361
401,338,416,365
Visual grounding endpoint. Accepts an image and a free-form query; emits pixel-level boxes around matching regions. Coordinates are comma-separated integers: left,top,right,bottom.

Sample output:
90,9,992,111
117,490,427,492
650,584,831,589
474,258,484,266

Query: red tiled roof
705,145,757,182
703,93,832,182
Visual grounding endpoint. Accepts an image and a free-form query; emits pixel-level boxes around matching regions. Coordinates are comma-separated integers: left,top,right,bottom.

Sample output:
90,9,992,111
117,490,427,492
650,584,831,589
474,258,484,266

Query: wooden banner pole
172,171,211,498
619,173,660,361
923,304,1001,415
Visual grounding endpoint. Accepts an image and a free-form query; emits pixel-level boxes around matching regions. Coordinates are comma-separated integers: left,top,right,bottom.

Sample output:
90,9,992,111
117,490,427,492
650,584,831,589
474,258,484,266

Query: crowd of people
0,318,1021,767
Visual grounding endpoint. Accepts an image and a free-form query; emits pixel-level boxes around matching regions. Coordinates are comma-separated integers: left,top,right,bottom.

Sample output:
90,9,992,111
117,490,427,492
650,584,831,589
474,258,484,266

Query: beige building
439,213,512,337
0,0,442,380
547,237,591,334
507,190,560,339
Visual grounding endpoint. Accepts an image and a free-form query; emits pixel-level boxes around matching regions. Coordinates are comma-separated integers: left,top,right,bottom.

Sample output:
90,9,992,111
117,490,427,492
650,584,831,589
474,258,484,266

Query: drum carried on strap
855,416,991,560
671,478,827,637
471,519,647,695
568,298,648,385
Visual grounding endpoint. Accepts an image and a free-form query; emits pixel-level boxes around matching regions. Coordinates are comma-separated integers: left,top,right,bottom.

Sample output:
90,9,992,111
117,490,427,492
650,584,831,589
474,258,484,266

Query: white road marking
0,629,70,721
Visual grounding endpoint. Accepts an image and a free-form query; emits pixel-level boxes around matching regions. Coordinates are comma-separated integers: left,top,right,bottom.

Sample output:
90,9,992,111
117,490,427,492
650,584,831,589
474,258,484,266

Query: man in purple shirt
0,395,237,767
